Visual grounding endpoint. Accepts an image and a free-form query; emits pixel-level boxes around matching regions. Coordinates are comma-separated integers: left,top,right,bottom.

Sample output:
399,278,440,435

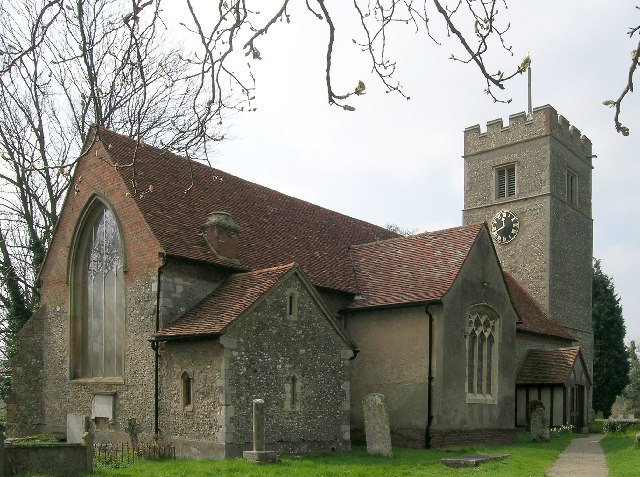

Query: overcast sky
185,1,639,341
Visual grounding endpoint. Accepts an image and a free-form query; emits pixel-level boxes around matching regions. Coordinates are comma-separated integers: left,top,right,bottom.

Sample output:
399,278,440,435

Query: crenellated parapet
464,105,592,163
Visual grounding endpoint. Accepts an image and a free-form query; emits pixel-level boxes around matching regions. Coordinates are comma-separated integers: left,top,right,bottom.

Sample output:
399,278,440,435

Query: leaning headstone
243,399,277,463
363,393,393,458
67,414,87,444
529,400,549,442
83,421,96,473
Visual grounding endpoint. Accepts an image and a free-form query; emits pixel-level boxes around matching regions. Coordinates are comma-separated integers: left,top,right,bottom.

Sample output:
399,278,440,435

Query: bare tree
0,0,225,396
0,0,544,396
603,7,640,136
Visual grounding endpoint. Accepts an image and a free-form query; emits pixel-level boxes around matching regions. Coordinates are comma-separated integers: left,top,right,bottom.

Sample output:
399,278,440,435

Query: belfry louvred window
496,166,516,199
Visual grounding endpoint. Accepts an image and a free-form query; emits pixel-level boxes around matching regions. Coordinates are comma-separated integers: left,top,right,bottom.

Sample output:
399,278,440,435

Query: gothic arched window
466,308,498,403
71,204,125,379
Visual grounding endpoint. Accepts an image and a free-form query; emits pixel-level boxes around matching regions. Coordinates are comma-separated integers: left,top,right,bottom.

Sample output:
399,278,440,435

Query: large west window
466,309,498,403
71,204,125,379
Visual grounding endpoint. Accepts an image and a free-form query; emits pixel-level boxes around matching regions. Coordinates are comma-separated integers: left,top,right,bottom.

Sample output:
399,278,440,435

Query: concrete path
547,434,608,477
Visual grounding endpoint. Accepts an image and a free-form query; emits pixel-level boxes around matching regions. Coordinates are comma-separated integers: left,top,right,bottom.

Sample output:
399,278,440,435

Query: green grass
589,418,605,433
86,432,575,477
601,424,640,477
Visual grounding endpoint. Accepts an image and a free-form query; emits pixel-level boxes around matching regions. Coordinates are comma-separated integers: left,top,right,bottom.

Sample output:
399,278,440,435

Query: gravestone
83,421,96,473
243,399,277,463
67,414,88,444
363,393,392,458
529,400,549,442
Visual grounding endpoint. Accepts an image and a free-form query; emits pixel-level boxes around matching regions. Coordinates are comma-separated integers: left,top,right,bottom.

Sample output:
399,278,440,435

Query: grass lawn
600,424,640,477
87,432,575,477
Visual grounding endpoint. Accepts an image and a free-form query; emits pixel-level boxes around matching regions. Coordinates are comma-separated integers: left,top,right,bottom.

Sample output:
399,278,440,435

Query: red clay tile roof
155,263,295,339
346,224,484,309
516,347,585,384
95,128,398,293
504,272,574,341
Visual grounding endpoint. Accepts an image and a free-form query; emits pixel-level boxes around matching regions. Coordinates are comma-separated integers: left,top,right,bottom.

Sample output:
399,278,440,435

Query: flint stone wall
14,274,159,443
222,274,352,457
157,339,225,459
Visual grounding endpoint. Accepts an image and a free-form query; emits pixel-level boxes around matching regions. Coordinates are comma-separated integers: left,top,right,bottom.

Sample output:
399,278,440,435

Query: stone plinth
243,450,277,463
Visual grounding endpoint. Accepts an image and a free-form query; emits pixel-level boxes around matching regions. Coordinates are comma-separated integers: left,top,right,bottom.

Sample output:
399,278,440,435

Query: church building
8,105,593,458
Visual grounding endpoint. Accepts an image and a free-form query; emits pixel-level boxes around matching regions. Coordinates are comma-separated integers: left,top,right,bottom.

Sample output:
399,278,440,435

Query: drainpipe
153,253,168,437
425,303,434,449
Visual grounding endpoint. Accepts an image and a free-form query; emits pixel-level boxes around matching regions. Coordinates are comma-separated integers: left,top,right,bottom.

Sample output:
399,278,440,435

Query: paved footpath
547,434,608,477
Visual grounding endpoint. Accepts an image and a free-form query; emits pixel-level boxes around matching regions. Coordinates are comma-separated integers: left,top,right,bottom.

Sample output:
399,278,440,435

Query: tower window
566,169,578,205
496,165,516,199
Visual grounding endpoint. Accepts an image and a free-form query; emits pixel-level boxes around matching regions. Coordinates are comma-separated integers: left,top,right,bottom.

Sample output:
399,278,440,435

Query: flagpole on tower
527,65,533,118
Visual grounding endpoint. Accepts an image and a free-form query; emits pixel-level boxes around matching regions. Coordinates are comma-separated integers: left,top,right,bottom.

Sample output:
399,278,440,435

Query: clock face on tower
490,210,520,244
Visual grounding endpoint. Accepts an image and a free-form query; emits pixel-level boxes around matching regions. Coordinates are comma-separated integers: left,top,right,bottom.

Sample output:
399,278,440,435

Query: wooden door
570,385,584,431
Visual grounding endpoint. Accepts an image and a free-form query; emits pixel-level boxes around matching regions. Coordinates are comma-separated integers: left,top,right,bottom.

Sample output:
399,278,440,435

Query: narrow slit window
566,170,578,205
285,374,301,411
290,375,298,406
181,371,193,410
286,291,298,319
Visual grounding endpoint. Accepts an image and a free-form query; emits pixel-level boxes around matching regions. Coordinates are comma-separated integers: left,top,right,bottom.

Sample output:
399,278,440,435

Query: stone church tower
462,105,594,373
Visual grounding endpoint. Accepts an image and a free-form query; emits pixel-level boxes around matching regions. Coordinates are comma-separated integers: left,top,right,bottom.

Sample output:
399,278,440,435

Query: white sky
180,1,639,341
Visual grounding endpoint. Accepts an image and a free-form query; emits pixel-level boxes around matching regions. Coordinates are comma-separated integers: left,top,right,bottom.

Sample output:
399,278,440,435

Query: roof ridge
98,127,394,236
94,126,398,292
350,223,483,250
505,271,574,341
237,262,297,276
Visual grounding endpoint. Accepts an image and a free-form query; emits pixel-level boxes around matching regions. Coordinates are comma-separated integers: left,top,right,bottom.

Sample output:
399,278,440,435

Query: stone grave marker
363,393,392,458
529,400,549,442
67,414,88,444
243,399,277,463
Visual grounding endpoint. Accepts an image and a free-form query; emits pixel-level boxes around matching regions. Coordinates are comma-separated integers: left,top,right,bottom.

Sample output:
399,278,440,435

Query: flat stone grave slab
441,453,510,468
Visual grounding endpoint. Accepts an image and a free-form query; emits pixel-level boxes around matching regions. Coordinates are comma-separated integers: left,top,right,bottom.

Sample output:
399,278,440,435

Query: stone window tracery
466,310,498,403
